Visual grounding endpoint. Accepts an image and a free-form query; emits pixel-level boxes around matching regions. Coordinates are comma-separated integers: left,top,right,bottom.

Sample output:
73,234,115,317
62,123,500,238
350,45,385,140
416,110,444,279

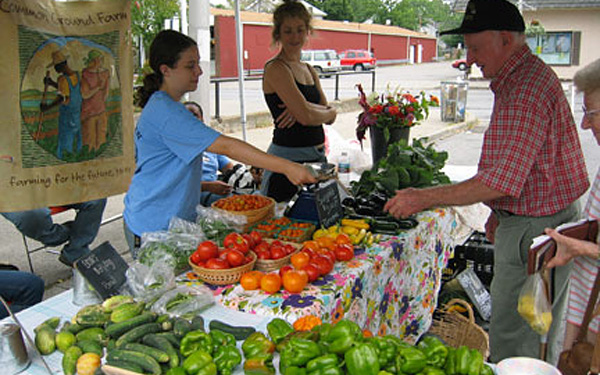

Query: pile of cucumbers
33,295,255,375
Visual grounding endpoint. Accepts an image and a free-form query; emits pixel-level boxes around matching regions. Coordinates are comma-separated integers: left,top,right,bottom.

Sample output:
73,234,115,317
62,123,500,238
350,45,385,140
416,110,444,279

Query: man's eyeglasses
582,106,600,118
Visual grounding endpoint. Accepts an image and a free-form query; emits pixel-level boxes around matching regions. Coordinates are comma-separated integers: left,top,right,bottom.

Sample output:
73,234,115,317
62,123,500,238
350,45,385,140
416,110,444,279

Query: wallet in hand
527,219,598,274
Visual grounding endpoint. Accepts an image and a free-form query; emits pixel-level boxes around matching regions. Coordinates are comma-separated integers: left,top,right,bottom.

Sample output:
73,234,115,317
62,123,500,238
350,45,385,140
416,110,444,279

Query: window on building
526,31,581,66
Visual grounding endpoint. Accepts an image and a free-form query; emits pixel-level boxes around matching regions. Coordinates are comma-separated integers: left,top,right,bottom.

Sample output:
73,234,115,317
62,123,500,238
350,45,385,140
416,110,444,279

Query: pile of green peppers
172,328,241,375
247,318,495,375
242,331,276,375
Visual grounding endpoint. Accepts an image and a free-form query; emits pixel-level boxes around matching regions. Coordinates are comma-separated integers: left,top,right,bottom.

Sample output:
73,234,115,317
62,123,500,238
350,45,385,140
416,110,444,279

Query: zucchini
107,349,161,375
76,327,108,345
76,339,104,356
105,360,144,374
105,312,157,338
116,322,162,348
122,343,169,363
208,320,256,340
143,334,179,368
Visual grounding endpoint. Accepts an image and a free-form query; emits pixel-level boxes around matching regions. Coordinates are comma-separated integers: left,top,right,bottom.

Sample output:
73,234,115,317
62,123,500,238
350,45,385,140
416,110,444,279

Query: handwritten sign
314,179,344,228
74,242,129,299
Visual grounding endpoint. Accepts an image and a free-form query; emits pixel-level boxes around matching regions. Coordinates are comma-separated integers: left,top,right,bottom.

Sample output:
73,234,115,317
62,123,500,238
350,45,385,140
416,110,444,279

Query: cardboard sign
314,179,344,228
74,242,128,299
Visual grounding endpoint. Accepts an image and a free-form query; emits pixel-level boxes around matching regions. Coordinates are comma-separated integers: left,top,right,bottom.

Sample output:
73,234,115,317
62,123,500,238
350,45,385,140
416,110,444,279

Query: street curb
424,115,479,143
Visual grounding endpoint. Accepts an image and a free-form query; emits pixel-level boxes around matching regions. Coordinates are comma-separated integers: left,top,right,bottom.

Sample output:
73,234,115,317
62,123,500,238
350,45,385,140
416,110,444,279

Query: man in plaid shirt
385,0,589,364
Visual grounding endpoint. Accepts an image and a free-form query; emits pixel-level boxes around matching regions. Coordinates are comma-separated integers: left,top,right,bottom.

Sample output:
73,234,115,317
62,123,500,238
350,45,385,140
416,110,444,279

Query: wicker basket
429,298,490,359
211,196,275,232
188,251,257,285
255,239,302,273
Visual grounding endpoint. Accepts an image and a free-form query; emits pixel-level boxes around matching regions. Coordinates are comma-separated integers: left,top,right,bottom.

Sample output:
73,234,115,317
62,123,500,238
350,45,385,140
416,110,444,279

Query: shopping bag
517,272,552,335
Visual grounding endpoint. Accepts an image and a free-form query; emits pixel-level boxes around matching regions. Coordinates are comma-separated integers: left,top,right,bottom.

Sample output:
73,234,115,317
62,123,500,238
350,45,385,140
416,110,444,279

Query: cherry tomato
195,241,219,262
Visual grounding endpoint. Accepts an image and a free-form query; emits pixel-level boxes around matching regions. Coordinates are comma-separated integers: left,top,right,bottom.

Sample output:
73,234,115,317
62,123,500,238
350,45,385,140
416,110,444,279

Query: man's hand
202,180,232,195
384,188,429,219
484,212,498,244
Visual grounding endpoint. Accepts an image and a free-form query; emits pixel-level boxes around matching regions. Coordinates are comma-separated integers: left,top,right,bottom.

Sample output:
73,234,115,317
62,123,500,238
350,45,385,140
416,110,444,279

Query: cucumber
35,327,56,355
76,339,104,356
76,327,108,345
62,346,83,375
110,302,145,323
190,316,205,332
173,318,192,338
62,322,86,335
105,312,157,338
107,349,161,375
122,343,170,363
154,332,180,349
105,360,144,374
116,322,162,348
209,320,256,340
34,317,61,333
143,334,179,368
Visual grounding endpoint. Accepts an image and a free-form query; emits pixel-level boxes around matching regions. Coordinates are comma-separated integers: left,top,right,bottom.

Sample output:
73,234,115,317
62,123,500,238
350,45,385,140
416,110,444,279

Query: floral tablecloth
181,208,457,343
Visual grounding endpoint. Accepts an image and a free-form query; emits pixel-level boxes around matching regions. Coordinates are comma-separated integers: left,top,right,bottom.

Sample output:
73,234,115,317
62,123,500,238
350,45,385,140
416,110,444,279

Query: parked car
338,49,377,71
452,59,469,71
300,49,341,75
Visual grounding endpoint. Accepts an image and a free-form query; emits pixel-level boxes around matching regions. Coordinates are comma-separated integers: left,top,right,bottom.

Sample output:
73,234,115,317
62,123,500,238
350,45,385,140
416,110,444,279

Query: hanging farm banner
0,0,134,211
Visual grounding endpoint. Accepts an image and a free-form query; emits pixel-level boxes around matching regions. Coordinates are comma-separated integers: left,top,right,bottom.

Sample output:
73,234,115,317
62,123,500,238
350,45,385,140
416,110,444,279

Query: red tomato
244,254,255,264
313,255,334,275
195,241,219,262
279,265,293,278
283,244,296,255
242,233,255,249
218,248,231,260
270,246,287,260
303,264,320,282
254,241,270,254
334,244,354,261
250,230,262,246
318,249,336,265
301,248,316,260
226,249,245,267
270,240,283,247
190,252,203,265
223,233,247,249
231,241,249,255
255,249,271,260
205,258,229,269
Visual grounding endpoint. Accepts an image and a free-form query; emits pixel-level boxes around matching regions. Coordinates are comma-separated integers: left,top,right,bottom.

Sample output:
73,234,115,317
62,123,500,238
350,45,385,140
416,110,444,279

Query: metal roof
451,0,600,12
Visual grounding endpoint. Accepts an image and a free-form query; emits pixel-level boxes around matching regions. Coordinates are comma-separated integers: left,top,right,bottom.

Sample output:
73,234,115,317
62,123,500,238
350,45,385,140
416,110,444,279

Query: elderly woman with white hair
545,58,600,350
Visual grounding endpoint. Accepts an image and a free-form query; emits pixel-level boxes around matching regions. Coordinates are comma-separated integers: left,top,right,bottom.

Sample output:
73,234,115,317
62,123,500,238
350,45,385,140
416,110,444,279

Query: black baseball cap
440,0,525,35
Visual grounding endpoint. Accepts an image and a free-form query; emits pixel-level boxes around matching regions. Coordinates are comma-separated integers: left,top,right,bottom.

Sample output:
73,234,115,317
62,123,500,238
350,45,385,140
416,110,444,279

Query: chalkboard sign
314,179,344,228
74,242,129,299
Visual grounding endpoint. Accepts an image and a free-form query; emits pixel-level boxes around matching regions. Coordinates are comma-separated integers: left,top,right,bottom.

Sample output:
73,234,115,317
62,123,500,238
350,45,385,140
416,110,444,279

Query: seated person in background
0,264,44,318
1,199,107,267
184,101,235,206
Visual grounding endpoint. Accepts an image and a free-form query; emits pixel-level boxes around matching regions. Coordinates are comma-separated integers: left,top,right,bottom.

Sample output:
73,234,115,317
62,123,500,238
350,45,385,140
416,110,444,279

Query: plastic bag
517,272,553,335
125,260,176,302
151,284,214,316
168,216,205,238
137,231,200,274
195,205,244,245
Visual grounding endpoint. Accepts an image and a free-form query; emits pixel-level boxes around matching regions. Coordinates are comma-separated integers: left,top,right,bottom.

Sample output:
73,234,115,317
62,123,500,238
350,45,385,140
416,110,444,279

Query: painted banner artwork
0,0,134,211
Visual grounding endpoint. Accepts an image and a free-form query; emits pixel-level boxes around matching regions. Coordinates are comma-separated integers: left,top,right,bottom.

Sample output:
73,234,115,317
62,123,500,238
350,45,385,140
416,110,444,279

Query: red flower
388,105,400,117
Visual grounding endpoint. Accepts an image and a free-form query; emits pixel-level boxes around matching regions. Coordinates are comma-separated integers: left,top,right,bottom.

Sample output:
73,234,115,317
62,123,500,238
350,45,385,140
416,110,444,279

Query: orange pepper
293,315,322,331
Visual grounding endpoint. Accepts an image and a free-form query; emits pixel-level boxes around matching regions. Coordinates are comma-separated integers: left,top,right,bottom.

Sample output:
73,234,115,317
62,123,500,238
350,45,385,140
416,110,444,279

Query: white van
300,49,341,75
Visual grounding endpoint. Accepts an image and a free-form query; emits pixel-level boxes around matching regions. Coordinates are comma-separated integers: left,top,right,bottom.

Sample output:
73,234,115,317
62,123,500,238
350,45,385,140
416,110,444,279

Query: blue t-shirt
124,91,220,235
202,152,231,182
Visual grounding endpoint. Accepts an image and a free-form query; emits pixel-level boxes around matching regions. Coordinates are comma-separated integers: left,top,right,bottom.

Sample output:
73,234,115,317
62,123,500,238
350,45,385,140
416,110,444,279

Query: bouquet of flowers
356,83,439,146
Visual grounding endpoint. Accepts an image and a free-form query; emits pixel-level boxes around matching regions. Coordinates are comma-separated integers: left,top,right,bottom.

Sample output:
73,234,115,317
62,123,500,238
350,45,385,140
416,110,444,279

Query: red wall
215,16,437,78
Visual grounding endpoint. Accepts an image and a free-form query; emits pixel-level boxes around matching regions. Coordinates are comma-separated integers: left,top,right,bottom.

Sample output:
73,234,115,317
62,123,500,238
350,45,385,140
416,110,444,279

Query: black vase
369,126,410,165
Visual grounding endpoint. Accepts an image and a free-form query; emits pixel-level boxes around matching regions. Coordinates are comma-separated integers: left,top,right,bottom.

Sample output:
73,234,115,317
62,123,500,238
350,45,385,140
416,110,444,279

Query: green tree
131,0,180,60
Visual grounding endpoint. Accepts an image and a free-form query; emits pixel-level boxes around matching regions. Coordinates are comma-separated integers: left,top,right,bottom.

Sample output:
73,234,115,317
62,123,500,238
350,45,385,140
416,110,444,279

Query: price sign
74,242,129,299
313,179,344,228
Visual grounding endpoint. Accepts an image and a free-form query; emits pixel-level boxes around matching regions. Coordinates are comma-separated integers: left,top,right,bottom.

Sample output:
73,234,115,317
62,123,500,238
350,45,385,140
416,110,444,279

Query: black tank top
264,61,325,147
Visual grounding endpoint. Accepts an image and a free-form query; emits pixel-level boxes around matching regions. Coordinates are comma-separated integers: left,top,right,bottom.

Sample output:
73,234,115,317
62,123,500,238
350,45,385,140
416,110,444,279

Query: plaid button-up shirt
475,45,589,216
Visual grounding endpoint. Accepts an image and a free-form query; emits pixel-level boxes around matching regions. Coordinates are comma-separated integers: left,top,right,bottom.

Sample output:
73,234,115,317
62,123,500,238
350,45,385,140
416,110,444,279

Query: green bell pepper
321,319,362,354
243,354,275,375
209,329,236,348
266,318,294,345
279,337,322,373
396,346,427,374
480,364,494,375
378,372,395,375
344,342,380,375
242,332,275,359
444,348,456,375
417,336,448,368
182,350,216,375
313,323,331,341
306,353,342,375
285,366,308,375
181,330,214,357
213,345,241,375
277,330,319,353
455,346,471,375
467,349,483,375
165,367,186,375
368,336,397,369
419,366,446,375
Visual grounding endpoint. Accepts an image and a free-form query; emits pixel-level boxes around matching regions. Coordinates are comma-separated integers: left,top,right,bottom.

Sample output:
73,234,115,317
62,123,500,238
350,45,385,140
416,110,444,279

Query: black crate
445,231,494,287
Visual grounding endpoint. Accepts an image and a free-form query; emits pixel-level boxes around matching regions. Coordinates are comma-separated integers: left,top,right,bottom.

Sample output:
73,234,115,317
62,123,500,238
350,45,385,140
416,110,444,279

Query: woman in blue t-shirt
261,0,337,202
124,30,315,257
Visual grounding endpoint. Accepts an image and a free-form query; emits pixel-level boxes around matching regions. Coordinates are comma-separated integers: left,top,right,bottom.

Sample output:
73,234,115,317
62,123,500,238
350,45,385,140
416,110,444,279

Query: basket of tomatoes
253,238,302,273
212,195,275,231
189,236,257,285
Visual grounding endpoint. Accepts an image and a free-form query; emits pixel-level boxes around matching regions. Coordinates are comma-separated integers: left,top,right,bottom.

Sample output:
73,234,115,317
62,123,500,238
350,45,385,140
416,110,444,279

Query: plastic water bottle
338,151,351,186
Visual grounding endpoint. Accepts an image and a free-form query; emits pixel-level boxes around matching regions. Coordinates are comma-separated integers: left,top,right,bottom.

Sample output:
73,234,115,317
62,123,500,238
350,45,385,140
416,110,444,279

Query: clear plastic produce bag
195,205,245,245
517,271,553,335
137,231,201,274
168,216,205,238
151,284,214,317
125,259,176,302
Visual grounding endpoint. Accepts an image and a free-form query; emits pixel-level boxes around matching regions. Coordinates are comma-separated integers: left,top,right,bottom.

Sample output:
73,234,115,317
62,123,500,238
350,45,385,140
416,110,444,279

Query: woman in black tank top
260,0,337,202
